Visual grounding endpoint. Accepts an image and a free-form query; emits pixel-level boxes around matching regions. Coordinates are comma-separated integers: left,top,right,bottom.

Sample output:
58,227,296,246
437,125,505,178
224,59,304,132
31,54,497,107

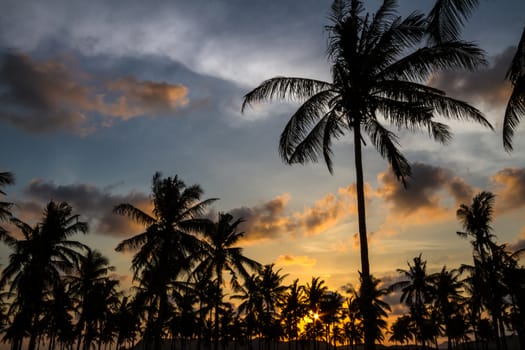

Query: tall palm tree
0,201,88,350
390,254,434,349
115,172,216,350
242,2,490,347
503,26,525,151
457,192,508,350
194,212,261,350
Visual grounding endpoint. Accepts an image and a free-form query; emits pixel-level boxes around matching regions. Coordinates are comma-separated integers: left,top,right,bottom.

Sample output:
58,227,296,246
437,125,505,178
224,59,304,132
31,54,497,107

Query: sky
1,0,525,305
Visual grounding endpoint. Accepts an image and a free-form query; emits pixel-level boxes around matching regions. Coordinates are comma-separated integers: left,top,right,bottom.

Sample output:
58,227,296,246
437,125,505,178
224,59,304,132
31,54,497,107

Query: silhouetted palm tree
346,275,390,346
195,212,261,350
429,266,465,350
303,277,327,349
342,296,363,350
503,26,525,151
69,248,119,350
388,315,414,346
280,279,307,350
320,291,344,350
242,2,490,346
41,281,75,350
258,264,288,350
390,254,434,349
457,192,509,350
115,172,216,349
0,201,88,350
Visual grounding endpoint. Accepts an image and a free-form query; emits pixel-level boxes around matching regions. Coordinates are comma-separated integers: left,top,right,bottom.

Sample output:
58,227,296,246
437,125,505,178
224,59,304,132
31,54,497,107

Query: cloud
229,194,295,243
428,46,514,109
509,226,525,252
376,163,474,223
0,52,188,135
489,168,525,213
275,254,317,267
230,185,363,243
17,179,151,237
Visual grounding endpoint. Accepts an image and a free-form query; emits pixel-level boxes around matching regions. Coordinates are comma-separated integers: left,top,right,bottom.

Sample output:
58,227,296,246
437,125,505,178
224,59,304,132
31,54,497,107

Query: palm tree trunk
353,122,373,350
353,121,370,280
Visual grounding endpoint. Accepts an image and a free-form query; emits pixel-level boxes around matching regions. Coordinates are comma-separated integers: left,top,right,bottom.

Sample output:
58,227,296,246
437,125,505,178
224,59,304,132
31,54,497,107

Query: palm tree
0,201,88,350
388,315,414,347
280,279,307,350
346,275,390,346
320,291,344,350
390,254,434,348
41,282,75,350
194,212,261,350
69,248,120,350
457,192,509,350
232,274,262,348
429,266,465,350
303,277,327,350
257,264,288,350
242,2,490,347
342,296,363,350
115,172,216,349
502,26,525,151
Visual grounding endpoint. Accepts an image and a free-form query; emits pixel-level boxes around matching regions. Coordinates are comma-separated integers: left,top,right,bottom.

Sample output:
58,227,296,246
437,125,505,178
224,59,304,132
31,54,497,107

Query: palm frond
287,110,343,170
506,27,525,84
503,76,525,151
113,204,155,226
279,89,336,161
364,118,411,185
381,41,486,82
426,0,480,44
242,77,332,112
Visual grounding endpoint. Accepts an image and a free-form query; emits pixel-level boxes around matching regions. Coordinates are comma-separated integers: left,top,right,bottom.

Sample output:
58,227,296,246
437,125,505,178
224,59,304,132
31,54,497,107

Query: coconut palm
69,248,119,350
194,212,261,350
115,172,216,349
390,254,434,348
429,266,465,350
0,201,88,350
242,1,490,346
503,26,525,151
388,315,414,346
280,279,307,350
456,192,510,350
346,275,391,345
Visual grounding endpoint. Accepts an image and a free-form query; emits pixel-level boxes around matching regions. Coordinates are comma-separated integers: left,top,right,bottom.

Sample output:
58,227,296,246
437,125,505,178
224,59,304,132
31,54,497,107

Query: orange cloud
376,163,474,225
231,184,366,243
275,254,317,267
490,168,525,213
0,53,189,135
102,77,188,120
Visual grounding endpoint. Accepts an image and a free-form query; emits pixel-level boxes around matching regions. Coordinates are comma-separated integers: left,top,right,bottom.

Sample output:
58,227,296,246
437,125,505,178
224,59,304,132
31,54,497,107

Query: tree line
0,171,523,350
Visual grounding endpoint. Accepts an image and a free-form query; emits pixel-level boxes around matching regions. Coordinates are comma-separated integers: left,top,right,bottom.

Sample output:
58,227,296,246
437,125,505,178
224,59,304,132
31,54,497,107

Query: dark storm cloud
21,179,150,237
428,46,515,107
0,52,189,135
377,163,474,217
